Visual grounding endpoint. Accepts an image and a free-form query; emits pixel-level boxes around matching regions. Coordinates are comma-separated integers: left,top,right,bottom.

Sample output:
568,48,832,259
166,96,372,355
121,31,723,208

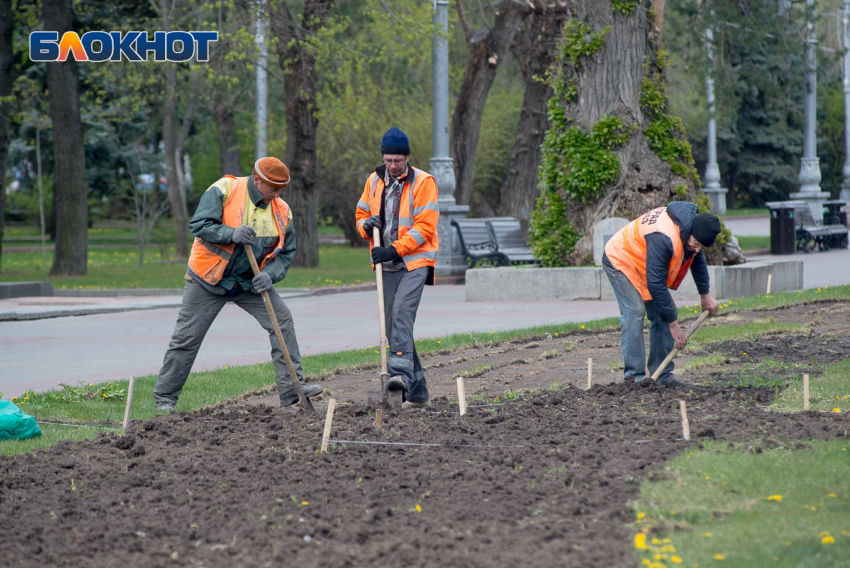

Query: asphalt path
0,286,622,398
2,216,848,399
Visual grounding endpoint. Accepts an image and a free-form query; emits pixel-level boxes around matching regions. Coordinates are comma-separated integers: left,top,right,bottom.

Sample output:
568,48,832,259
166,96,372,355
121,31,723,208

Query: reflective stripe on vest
604,208,687,301
187,176,289,286
364,167,438,271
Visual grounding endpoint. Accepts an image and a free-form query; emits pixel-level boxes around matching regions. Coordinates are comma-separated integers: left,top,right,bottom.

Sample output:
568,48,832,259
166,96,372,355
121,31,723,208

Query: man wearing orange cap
154,157,323,412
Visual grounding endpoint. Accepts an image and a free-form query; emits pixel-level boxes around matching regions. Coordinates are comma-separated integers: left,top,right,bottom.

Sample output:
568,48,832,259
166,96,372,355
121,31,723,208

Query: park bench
793,203,848,252
484,217,539,264
451,218,509,268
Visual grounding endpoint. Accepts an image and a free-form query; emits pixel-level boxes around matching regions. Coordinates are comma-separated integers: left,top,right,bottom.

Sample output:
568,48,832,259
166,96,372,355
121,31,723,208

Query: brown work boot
279,384,324,407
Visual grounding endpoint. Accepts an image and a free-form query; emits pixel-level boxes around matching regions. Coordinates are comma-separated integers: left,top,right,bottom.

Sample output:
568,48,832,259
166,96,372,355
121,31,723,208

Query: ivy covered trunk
530,0,724,266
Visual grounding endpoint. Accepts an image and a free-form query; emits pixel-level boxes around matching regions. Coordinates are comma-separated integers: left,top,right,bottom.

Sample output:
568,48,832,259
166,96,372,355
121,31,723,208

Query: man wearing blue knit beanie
355,127,441,409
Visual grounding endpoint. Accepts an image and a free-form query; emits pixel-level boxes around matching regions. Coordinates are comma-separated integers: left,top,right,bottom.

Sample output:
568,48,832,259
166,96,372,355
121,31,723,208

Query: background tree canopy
1,0,848,273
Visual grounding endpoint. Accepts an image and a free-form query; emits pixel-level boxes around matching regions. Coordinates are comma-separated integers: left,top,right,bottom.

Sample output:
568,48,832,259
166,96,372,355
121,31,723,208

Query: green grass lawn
0,243,374,289
736,235,770,251
633,439,850,567
723,208,769,218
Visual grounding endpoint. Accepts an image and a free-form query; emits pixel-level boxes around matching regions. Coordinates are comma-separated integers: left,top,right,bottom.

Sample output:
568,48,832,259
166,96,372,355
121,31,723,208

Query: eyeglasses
383,158,407,166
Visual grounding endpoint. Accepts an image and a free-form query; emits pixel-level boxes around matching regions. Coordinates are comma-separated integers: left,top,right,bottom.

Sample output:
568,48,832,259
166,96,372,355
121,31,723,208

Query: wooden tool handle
650,310,710,382
373,227,389,378
244,243,315,414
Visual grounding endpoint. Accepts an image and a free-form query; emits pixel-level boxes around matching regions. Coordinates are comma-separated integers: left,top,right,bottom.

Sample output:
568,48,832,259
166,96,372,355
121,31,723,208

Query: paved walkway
0,286,624,398
2,214,848,398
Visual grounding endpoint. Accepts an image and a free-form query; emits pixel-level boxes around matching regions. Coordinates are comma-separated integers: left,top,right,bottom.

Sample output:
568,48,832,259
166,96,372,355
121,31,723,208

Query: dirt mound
2,379,847,568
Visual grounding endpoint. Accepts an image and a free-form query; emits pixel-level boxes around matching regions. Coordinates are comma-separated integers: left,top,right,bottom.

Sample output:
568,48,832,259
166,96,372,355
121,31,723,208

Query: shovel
244,243,316,415
650,309,710,381
366,226,403,413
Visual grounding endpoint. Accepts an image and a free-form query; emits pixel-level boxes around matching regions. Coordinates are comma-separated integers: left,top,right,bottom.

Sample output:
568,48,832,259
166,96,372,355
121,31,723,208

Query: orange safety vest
355,166,440,273
187,175,290,286
604,207,695,301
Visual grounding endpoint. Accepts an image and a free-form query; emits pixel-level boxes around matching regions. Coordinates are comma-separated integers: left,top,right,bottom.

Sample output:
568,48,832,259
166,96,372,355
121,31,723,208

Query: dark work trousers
153,279,304,406
602,260,676,384
383,266,429,403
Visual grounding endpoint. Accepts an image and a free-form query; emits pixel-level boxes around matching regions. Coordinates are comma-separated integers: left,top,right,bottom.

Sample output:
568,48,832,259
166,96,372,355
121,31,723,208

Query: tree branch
476,0,491,28
456,0,472,42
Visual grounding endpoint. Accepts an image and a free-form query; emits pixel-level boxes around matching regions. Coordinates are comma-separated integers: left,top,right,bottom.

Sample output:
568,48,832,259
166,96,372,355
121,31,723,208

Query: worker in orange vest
603,202,720,387
355,127,440,409
153,157,323,412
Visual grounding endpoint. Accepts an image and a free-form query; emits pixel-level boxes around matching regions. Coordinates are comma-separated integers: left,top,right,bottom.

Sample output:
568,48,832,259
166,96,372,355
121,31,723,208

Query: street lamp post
702,13,727,214
255,0,268,160
791,0,830,218
430,0,469,277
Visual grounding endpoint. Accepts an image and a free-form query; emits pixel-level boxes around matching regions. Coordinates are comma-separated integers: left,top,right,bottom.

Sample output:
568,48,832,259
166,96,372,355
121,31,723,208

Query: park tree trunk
43,0,88,276
546,0,698,265
160,1,189,261
174,71,200,211
208,4,248,177
214,92,242,176
271,0,333,268
499,2,568,235
451,0,527,206
0,0,13,272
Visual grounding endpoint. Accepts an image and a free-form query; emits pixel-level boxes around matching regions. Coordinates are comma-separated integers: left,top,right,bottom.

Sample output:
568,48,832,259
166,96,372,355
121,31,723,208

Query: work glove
232,225,256,245
252,271,273,293
371,245,399,264
362,215,381,234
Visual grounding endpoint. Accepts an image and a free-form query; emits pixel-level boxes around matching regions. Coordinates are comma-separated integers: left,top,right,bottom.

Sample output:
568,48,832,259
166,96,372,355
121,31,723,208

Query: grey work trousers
153,279,304,405
382,266,429,403
602,261,676,384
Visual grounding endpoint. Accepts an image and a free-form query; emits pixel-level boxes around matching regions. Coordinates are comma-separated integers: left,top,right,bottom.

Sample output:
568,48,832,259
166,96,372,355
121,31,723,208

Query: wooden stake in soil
679,400,690,441
321,398,337,453
457,376,467,416
587,358,593,389
803,374,810,411
766,273,773,294
122,377,135,434
374,408,383,429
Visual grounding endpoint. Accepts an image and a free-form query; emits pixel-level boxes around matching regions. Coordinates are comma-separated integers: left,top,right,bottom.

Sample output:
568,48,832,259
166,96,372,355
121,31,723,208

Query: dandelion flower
671,556,682,564
822,536,835,544
828,493,837,498
580,325,585,329
415,504,421,512
714,553,726,560
832,408,842,413
767,495,783,502
634,533,649,550
301,501,309,506
636,512,646,520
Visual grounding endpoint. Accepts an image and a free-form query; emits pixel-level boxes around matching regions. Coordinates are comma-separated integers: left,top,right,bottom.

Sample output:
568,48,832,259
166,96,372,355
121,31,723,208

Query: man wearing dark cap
154,157,324,412
602,202,721,387
355,126,440,409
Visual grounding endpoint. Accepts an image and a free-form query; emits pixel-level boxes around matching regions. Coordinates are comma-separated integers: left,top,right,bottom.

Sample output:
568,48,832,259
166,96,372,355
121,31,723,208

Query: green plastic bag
0,400,42,440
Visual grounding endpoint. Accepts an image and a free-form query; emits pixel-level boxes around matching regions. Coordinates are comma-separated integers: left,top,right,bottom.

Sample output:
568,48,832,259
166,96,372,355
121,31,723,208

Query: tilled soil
1,300,849,568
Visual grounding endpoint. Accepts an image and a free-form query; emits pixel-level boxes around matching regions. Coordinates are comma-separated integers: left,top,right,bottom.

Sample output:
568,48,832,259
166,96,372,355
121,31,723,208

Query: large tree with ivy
529,0,723,266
